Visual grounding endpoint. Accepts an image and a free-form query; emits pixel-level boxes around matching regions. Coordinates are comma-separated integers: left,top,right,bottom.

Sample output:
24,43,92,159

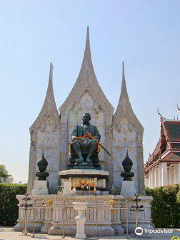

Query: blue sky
0,0,180,183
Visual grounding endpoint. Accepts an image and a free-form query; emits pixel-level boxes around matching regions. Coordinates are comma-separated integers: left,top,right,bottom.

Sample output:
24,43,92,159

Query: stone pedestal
120,181,136,196
59,169,109,195
14,194,154,236
32,180,48,195
73,202,87,239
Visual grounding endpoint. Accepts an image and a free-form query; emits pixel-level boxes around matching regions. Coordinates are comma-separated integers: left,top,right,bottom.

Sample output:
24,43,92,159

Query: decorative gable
59,27,114,178
112,63,145,194
28,63,61,194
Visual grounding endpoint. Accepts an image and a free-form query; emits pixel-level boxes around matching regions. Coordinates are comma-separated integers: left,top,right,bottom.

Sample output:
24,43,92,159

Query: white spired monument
14,27,154,236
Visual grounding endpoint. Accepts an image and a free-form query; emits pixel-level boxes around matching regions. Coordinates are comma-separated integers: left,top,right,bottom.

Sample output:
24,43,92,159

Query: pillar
161,162,168,186
154,167,157,188
178,163,180,183
149,170,152,188
152,168,155,188
159,164,162,187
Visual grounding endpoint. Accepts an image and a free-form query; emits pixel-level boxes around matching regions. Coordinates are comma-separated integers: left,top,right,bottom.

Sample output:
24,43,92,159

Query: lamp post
130,194,144,228
20,193,33,236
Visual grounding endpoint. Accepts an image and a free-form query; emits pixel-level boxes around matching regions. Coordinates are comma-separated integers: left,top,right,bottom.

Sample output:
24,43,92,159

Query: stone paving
0,228,180,240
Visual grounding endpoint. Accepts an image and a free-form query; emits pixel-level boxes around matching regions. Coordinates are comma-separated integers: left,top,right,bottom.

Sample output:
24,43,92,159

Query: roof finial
126,149,129,157
177,102,180,111
157,107,162,117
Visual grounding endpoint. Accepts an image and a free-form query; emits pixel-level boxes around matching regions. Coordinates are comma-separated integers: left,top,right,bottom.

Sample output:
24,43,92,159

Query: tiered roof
145,116,180,173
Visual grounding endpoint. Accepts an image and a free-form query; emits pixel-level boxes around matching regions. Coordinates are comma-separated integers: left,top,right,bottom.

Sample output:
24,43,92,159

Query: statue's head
82,113,91,124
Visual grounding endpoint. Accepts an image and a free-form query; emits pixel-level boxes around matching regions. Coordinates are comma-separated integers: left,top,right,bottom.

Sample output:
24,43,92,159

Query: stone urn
73,202,88,239
35,152,49,180
121,150,134,181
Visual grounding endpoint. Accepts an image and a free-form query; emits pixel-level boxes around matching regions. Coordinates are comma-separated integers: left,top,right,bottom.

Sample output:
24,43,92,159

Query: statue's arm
94,126,101,142
71,126,78,140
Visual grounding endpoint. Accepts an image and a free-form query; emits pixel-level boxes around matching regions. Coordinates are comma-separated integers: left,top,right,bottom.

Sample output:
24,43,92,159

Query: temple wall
112,118,139,193
28,116,61,194
60,91,109,170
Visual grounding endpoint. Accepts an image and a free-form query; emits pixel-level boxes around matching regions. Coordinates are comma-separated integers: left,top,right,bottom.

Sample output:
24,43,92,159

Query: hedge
146,184,180,228
0,183,179,228
0,183,27,226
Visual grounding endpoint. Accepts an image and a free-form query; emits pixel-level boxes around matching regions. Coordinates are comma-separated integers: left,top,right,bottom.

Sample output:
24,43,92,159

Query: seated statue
68,113,102,169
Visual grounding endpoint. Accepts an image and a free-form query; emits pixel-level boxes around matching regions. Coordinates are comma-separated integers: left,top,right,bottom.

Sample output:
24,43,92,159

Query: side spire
113,62,143,133
114,62,131,116
44,62,54,105
119,62,129,104
30,62,60,132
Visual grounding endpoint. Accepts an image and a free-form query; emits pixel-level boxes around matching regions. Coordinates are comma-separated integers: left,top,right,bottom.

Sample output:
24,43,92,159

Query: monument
68,112,102,169
14,27,154,236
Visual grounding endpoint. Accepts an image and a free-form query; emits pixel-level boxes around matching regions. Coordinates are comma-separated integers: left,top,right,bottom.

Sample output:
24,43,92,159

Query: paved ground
0,228,180,240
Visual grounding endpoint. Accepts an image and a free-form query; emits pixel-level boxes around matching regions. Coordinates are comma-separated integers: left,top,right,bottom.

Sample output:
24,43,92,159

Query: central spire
59,27,114,114
77,26,94,85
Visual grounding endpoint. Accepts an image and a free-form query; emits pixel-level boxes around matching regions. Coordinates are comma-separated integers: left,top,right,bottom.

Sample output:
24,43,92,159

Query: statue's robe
71,124,101,153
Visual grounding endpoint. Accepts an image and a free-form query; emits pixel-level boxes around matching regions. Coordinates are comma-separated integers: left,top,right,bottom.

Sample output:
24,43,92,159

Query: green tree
0,165,13,183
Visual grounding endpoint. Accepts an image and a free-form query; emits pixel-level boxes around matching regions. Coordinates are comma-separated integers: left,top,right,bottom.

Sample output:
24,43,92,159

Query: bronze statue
68,113,102,169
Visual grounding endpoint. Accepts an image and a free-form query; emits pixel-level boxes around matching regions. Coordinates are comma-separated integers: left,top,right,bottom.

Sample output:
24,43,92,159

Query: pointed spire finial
49,62,53,82
157,107,162,118
126,149,129,157
122,61,125,80
84,26,91,59
119,61,128,101
87,26,89,41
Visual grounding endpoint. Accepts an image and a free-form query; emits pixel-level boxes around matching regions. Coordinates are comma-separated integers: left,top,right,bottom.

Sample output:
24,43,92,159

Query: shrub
146,184,180,228
0,183,27,226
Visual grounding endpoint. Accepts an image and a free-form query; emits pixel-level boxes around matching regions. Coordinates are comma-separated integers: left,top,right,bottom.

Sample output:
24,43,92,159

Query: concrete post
73,202,88,239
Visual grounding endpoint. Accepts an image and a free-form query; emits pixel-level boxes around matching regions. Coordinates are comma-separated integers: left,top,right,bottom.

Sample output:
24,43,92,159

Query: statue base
58,169,109,195
120,181,136,196
32,180,48,195
14,194,154,235
73,162,94,169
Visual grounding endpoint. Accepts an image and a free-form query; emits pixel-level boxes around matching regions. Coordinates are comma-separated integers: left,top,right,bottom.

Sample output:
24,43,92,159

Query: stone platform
14,194,154,236
59,169,109,194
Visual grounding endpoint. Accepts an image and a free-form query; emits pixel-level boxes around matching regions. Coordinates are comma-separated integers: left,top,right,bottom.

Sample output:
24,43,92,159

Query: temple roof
162,151,180,162
145,115,180,171
163,120,180,142
59,27,114,115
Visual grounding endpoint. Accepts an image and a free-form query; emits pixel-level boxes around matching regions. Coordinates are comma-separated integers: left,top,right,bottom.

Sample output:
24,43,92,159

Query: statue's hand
86,133,91,138
71,136,76,141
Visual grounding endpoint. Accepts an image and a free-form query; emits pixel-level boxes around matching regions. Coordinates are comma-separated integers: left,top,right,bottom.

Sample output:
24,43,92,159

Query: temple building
144,115,180,188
